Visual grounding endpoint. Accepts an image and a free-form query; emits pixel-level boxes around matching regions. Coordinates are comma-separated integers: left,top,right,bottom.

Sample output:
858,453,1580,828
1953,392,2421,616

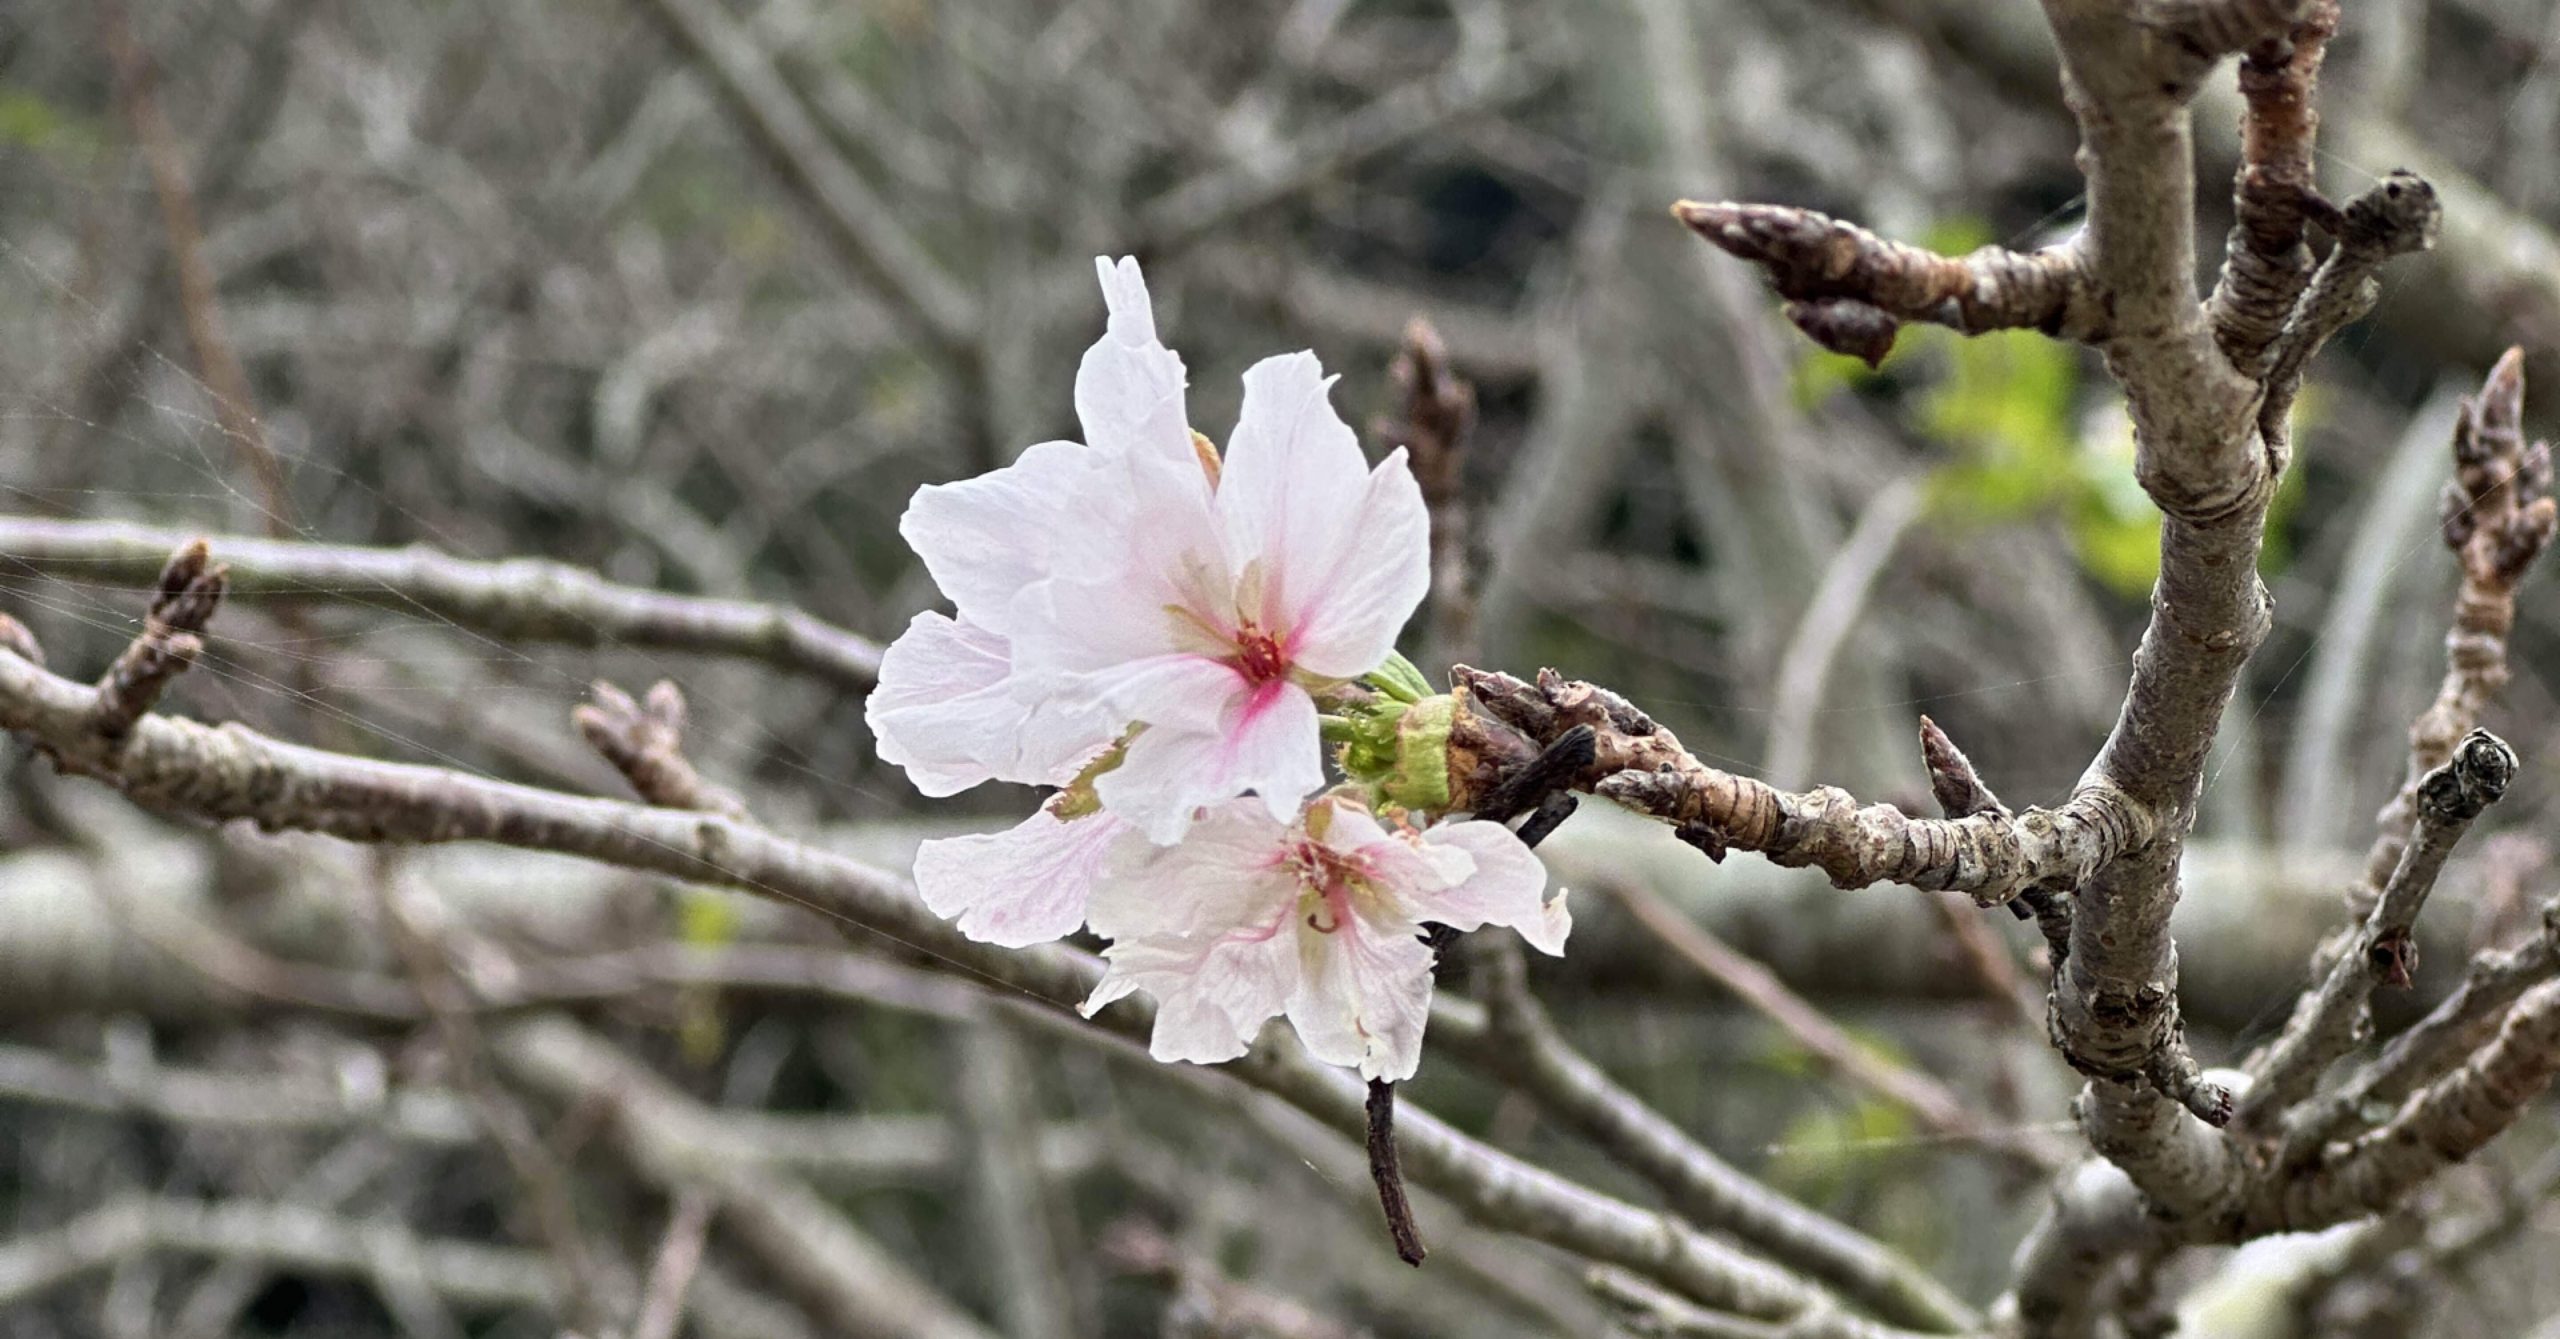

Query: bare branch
1765,477,1927,790
89,539,226,741
625,0,976,349
1374,318,1481,668
2281,893,2560,1162
1445,943,1981,1332
2242,731,2517,1122
0,517,882,689
1101,1219,1369,1339
0,1197,557,1315
2134,0,2319,58
1673,201,2097,364
2255,171,2443,466
380,869,619,1334
0,599,1924,1328
99,0,297,533
493,1015,999,1339
1602,877,2062,1170
2259,980,2560,1231
631,1194,714,1339
1450,666,2147,903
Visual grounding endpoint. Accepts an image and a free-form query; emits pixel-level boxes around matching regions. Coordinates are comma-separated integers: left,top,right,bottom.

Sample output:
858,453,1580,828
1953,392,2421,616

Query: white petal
1285,450,1431,680
865,612,1114,793
1286,904,1438,1082
912,809,1131,947
864,612,1020,797
1086,799,1292,941
1096,680,1325,843
1414,822,1570,955
1076,257,1193,465
1080,909,1303,1067
1214,354,1371,629
1013,450,1228,681
901,439,1113,636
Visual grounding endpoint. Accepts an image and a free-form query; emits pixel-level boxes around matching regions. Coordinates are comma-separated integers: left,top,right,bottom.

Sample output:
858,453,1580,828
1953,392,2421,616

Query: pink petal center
1288,839,1373,935
1230,622,1291,685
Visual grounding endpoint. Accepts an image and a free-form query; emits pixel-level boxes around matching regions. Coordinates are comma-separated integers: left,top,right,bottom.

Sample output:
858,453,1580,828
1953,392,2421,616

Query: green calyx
1330,688,1456,816
1363,651,1435,705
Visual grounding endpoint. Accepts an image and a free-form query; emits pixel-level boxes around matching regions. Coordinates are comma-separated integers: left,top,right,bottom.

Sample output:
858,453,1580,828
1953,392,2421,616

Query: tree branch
0,517,882,690
1600,877,2062,1171
2281,892,2560,1162
2255,980,2560,1231
2241,730,2517,1122
1446,942,1981,1332
492,1015,999,1339
2203,0,2336,373
1449,666,2147,903
624,0,976,349
1673,201,2098,365
0,581,1930,1331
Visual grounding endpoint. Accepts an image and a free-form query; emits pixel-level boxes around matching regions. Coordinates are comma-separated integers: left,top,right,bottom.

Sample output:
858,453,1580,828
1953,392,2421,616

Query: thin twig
98,0,296,533
1365,1079,1426,1266
2242,731,2516,1122
1606,877,2063,1171
631,1193,714,1339
1763,477,1926,791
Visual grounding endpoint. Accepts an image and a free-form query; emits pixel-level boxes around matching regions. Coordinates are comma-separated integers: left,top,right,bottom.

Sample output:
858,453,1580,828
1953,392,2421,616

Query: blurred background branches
1,0,2559,1334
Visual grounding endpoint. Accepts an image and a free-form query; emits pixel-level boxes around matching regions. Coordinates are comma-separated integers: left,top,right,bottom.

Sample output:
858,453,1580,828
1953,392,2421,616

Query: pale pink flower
1017,353,1430,844
869,257,1189,944
866,257,1190,796
1079,797,1567,1082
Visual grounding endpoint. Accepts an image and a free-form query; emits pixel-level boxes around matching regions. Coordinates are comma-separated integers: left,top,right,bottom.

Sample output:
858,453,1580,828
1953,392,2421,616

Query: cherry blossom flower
1079,796,1567,1082
869,254,1436,953
1016,352,1431,843
867,257,1189,944
865,257,1189,797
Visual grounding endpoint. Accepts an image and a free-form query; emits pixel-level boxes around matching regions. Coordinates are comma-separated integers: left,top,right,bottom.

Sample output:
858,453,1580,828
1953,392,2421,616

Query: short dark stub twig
1364,1079,1426,1267
1374,747,1585,1271
91,539,228,741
